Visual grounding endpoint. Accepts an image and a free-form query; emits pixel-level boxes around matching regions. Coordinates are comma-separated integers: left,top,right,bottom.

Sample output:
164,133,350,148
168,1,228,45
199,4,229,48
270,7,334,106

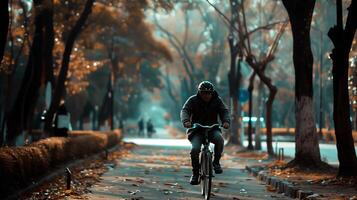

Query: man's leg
190,134,203,185
209,130,224,174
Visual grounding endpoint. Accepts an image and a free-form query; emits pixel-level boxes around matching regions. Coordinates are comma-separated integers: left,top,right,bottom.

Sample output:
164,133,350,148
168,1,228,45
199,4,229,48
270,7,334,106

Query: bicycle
189,123,220,200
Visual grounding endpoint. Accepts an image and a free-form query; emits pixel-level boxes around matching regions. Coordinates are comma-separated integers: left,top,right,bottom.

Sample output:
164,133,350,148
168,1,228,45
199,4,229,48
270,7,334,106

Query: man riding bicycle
180,81,230,185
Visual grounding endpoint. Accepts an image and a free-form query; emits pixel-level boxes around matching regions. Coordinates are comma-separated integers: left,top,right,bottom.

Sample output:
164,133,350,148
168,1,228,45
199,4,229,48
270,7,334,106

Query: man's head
198,81,214,102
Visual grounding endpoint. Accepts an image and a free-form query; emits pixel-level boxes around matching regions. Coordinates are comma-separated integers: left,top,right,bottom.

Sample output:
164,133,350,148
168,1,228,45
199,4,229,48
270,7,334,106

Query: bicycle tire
204,153,212,200
200,152,206,196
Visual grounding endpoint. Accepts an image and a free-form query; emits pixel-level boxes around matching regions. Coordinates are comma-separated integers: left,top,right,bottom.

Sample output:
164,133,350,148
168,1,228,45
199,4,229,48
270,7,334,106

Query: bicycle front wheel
204,153,212,200
200,152,206,196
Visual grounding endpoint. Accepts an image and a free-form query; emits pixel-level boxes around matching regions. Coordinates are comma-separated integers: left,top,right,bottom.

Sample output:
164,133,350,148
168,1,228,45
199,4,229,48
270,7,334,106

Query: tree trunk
228,43,241,145
247,72,255,150
266,85,277,155
45,0,95,134
328,0,357,176
0,0,9,63
6,1,48,144
164,66,180,119
0,0,9,145
229,96,240,144
228,62,241,145
246,60,277,156
43,3,55,85
1,1,31,141
254,81,263,150
283,0,321,166
26,0,55,135
226,0,242,146
355,111,357,131
0,103,3,146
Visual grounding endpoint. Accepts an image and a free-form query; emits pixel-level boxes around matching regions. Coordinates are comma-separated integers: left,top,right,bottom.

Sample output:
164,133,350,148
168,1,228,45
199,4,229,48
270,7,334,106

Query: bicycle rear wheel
204,153,212,200
200,153,206,196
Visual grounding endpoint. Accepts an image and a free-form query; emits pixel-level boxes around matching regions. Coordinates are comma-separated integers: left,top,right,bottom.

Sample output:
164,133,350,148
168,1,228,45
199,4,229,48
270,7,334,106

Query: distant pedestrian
119,118,124,130
146,119,155,138
52,101,70,137
138,118,144,137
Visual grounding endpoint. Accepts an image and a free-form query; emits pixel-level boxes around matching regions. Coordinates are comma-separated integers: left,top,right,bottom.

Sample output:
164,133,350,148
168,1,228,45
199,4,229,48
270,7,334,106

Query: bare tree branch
241,0,252,54
183,10,189,47
206,0,240,34
246,20,288,38
153,15,195,81
266,21,288,59
164,65,179,105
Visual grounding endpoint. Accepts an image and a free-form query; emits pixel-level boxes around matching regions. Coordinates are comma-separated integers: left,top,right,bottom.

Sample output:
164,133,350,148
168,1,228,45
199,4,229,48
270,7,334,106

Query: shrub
0,130,121,198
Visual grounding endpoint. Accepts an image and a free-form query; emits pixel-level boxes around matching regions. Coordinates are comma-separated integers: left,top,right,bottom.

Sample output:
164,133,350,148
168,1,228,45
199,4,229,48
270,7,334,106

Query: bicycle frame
201,129,213,200
188,123,220,200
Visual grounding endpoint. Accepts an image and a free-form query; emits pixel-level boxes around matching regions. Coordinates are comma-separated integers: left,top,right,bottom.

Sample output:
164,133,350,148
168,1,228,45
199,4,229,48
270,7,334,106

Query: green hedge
0,130,122,198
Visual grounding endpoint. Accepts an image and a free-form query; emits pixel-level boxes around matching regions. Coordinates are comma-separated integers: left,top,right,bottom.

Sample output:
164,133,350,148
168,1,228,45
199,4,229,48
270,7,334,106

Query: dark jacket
180,91,230,139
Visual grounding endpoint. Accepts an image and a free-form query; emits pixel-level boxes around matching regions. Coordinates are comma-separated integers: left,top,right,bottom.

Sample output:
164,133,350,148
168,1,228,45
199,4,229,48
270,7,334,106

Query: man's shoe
190,174,200,185
213,163,223,174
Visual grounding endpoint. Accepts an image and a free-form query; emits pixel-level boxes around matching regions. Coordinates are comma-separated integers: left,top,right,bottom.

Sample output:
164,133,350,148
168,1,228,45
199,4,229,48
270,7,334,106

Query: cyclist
180,81,230,185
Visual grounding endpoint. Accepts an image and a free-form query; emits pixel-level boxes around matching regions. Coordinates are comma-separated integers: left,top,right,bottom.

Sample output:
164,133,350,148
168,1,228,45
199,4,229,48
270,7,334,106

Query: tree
227,0,243,145
153,10,197,97
0,0,9,145
0,0,9,64
45,0,95,133
197,6,226,85
282,0,322,167
240,1,287,152
245,21,287,154
6,0,54,144
0,1,33,145
207,0,287,150
328,0,357,176
154,2,228,124
72,1,172,125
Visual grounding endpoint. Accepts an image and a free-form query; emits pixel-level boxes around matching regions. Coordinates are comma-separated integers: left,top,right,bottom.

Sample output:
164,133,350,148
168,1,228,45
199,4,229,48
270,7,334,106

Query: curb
246,166,317,200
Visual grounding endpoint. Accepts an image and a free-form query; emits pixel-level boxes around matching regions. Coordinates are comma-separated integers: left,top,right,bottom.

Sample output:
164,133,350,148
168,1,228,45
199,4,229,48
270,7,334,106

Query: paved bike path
84,144,290,200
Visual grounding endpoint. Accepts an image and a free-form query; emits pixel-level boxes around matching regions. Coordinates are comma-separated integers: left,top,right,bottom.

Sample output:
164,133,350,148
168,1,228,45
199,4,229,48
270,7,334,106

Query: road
126,127,350,165
255,141,344,165
123,138,348,165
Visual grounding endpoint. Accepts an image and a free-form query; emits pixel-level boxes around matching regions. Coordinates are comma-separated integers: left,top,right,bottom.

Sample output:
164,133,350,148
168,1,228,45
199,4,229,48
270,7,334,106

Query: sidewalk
19,126,357,200
84,144,291,200
237,149,357,200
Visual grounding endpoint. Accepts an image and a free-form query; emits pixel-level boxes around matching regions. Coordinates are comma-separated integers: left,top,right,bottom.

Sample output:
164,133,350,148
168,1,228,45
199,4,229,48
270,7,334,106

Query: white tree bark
229,97,242,145
295,96,321,161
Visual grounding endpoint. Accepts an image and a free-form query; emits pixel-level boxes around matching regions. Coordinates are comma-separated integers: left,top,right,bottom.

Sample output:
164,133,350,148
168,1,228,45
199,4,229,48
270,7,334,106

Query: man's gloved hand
184,121,192,128
222,122,230,129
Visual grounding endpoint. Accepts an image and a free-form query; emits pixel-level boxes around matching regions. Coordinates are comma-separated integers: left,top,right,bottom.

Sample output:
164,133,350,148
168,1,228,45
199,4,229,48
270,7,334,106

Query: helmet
198,81,214,92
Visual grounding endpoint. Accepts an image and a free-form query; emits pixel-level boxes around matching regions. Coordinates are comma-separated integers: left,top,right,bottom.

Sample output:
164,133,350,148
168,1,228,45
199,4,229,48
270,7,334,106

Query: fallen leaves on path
20,143,135,200
255,160,357,199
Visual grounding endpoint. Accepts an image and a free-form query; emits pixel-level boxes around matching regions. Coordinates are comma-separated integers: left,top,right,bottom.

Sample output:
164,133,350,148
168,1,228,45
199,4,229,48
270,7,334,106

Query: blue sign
238,89,249,103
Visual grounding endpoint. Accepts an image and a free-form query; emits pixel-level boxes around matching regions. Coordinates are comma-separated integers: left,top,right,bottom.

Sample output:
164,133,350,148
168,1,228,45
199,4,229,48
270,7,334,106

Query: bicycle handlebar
188,123,221,131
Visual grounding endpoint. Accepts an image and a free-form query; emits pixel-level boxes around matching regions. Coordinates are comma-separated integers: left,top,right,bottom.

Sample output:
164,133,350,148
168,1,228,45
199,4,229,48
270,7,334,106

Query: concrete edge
245,166,317,200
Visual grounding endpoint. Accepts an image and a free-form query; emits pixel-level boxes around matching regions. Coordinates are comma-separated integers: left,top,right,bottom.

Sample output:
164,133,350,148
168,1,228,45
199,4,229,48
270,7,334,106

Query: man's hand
222,122,230,129
184,121,192,128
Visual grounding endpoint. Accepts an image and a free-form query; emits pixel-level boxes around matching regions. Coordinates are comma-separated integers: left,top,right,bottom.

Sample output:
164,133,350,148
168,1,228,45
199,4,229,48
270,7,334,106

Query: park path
83,128,291,200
